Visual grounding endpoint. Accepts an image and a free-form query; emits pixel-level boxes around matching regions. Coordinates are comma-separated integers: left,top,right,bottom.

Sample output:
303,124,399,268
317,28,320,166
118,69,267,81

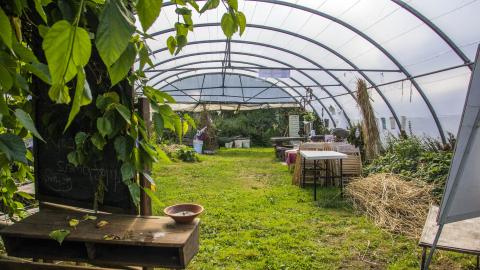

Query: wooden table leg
313,160,317,201
340,159,344,197
302,157,306,188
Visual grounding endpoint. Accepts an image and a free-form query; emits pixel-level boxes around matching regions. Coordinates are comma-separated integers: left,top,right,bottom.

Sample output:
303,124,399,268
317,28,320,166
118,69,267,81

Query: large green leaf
114,136,131,162
227,0,238,11
14,109,45,142
42,20,91,84
0,134,27,164
0,7,12,49
221,13,236,38
142,186,162,207
237,11,246,36
96,0,135,67
48,83,70,104
13,41,39,63
49,229,70,245
65,67,92,132
126,181,140,207
90,133,106,150
97,117,113,137
25,62,51,84
121,162,135,181
200,0,219,13
107,43,136,86
152,112,164,136
113,104,131,124
0,65,12,90
136,0,163,32
166,36,177,55
34,0,48,24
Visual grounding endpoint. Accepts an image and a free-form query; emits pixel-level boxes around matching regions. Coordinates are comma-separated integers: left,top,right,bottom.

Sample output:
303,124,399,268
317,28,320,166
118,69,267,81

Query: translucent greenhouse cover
138,0,480,142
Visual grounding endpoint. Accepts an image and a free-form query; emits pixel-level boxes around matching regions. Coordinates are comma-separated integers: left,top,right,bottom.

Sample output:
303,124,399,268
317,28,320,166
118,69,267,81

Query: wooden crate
0,209,199,269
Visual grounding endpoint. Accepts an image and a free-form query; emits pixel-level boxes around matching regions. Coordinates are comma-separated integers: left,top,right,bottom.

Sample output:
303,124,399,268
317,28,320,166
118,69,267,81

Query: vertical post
139,97,152,216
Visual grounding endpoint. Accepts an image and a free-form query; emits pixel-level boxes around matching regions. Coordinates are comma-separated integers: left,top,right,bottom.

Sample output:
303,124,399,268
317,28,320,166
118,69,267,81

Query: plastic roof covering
138,0,480,142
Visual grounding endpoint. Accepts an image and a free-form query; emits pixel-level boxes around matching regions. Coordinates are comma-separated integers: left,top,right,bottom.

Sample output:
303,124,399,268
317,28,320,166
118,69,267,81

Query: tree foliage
0,0,245,217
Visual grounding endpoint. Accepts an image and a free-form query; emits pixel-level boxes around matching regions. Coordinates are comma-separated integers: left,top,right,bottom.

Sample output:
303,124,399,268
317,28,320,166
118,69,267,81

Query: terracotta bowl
164,204,204,224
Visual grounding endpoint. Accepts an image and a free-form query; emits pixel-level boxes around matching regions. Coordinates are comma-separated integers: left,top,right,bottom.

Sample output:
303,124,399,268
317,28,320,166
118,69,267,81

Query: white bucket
193,139,203,153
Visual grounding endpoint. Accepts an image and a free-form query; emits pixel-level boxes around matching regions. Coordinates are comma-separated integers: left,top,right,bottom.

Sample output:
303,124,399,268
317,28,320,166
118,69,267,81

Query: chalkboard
33,78,136,214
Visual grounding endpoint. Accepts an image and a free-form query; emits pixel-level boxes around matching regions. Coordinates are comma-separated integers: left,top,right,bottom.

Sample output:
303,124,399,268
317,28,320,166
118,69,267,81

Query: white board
437,46,480,224
288,115,300,137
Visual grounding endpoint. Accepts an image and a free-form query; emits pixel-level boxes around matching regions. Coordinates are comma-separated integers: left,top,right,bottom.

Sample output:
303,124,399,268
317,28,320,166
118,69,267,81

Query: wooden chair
335,146,362,186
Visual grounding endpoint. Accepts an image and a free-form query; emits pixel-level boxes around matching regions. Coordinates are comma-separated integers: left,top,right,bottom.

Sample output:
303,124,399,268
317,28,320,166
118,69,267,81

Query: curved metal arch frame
155,65,338,126
163,71,338,126
148,23,402,129
160,0,448,143
144,49,352,126
136,58,338,125
145,41,356,126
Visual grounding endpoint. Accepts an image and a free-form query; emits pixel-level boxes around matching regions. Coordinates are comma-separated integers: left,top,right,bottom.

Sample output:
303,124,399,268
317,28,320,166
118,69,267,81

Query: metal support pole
424,224,444,270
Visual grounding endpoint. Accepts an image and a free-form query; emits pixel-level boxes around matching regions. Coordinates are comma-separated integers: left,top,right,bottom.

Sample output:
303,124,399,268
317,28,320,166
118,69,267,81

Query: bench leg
421,247,427,270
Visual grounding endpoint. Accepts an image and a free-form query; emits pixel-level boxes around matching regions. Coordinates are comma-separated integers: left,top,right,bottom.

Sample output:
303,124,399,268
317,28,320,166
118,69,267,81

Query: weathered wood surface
0,209,200,268
1,209,198,247
0,258,120,270
419,205,480,254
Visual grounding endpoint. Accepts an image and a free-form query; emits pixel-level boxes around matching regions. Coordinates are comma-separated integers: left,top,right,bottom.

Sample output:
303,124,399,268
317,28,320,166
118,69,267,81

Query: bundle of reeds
356,79,382,161
345,173,433,238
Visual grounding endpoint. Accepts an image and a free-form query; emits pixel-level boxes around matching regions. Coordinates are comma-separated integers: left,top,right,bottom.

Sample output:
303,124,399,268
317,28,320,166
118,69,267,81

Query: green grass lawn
151,148,474,270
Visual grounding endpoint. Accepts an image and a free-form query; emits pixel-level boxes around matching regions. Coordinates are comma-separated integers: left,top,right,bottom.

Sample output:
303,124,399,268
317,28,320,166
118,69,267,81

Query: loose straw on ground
345,173,433,239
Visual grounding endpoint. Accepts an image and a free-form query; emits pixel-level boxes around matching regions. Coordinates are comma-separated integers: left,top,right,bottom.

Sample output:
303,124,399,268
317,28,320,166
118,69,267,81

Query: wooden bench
0,208,199,269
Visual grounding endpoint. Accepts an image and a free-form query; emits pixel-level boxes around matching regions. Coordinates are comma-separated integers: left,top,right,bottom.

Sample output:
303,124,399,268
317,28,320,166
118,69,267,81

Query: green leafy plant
0,0,245,218
364,135,453,199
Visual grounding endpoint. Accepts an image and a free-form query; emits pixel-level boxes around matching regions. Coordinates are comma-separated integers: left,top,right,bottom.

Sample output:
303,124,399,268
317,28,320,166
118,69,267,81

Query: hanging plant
0,0,246,217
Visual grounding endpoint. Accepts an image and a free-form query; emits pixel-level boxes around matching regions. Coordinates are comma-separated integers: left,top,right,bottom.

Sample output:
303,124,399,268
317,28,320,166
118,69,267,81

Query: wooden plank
0,258,119,270
0,209,198,247
419,205,480,254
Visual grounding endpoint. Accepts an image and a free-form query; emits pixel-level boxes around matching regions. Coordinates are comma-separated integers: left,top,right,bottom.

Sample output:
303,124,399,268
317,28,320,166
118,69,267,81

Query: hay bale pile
345,173,434,238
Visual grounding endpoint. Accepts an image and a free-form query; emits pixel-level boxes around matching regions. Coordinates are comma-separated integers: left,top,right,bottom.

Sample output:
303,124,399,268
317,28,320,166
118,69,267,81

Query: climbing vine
0,0,245,217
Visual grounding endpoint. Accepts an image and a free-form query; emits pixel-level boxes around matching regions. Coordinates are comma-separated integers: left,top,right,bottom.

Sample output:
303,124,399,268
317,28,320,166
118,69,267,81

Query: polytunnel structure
140,0,480,143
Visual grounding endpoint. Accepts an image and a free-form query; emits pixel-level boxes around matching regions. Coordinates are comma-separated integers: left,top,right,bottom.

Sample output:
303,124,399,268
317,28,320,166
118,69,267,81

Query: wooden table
299,151,347,200
0,209,199,269
419,205,480,270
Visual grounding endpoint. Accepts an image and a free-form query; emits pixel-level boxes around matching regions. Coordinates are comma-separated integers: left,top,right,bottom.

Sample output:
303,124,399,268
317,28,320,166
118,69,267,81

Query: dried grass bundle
345,173,433,238
357,79,382,161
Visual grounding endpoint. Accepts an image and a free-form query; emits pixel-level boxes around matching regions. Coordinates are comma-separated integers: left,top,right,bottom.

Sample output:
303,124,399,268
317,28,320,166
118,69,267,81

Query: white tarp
437,47,480,224
258,69,291,78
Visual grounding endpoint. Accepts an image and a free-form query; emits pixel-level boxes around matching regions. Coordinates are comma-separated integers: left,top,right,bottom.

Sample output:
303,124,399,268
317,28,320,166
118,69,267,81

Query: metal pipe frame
148,24,402,132
145,66,402,73
159,0,451,142
145,52,349,126
155,69,338,127
144,44,354,127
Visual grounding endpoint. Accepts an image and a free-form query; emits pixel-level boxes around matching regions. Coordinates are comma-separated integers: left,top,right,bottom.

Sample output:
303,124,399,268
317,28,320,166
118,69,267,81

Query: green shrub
364,135,453,199
160,144,199,162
